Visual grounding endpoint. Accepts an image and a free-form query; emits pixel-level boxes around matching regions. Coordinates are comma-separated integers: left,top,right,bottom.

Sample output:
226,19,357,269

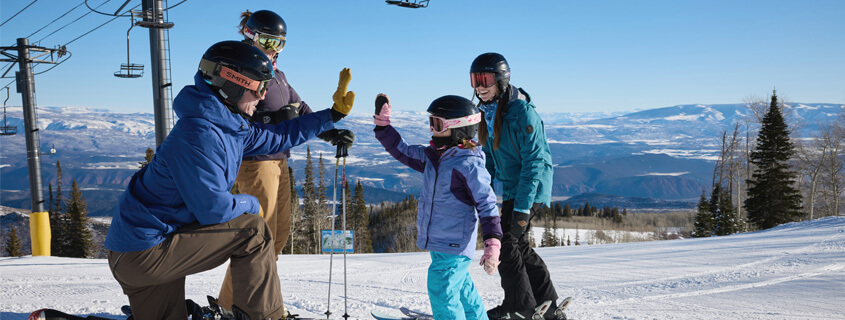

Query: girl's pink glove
374,93,391,126
480,238,501,275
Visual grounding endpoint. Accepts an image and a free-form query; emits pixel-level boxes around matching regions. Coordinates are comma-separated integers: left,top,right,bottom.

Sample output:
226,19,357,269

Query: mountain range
1,102,842,216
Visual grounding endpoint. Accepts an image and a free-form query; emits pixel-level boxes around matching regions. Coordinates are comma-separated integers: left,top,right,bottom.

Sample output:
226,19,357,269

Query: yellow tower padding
29,211,51,256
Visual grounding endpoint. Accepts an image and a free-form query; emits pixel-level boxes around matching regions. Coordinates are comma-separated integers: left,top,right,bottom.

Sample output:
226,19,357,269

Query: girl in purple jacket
374,94,503,320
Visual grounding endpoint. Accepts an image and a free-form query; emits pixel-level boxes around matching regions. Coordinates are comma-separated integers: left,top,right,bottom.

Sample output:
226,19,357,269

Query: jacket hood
172,72,251,134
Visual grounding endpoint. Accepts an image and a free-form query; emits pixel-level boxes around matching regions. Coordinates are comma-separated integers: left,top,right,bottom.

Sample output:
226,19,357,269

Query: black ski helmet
198,41,274,111
427,95,481,144
470,52,510,101
244,10,287,38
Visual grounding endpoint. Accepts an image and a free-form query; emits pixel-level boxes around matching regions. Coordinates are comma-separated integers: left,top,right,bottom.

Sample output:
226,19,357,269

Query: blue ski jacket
375,125,502,259
105,72,334,252
480,85,553,213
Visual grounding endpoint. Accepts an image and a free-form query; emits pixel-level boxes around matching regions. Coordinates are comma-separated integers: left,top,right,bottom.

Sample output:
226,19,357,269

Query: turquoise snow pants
427,251,489,320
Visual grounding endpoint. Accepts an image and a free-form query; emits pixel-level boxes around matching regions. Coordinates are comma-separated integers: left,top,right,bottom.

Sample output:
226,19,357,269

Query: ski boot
488,301,552,320
544,297,572,320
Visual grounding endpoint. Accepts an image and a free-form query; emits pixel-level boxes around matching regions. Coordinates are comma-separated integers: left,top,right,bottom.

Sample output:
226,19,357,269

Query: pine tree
745,90,803,229
301,146,319,254
64,179,92,258
50,161,70,257
352,180,372,253
318,153,329,253
138,147,155,169
284,166,300,254
540,210,555,247
563,203,572,218
611,207,623,224
713,186,740,236
550,208,559,246
693,190,713,237
574,224,581,245
5,227,23,257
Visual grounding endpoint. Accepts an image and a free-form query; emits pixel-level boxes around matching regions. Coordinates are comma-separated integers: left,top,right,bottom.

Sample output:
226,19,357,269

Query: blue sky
1,0,844,114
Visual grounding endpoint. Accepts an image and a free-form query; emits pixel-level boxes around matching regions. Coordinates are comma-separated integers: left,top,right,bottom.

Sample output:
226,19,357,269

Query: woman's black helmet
244,10,287,37
427,95,481,144
470,52,510,102
198,41,274,110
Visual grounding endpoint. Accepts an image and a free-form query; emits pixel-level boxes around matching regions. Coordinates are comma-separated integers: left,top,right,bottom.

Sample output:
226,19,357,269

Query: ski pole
325,154,340,319
341,154,349,320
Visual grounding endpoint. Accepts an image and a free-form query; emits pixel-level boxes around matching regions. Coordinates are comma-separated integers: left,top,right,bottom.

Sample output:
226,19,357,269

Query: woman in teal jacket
470,53,562,320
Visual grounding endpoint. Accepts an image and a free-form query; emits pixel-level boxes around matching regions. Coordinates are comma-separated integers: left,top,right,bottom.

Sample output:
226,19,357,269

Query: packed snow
2,217,844,320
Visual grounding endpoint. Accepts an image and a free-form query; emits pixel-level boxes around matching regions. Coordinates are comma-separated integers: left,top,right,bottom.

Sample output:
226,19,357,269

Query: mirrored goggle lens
470,72,496,88
429,116,447,133
256,80,269,96
258,34,286,52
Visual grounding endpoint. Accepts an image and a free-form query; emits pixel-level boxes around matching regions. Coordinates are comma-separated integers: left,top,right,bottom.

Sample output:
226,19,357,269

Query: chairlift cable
0,0,40,27
33,52,72,75
25,1,87,40
0,80,13,91
85,0,188,17
64,13,123,46
84,0,129,17
36,0,113,44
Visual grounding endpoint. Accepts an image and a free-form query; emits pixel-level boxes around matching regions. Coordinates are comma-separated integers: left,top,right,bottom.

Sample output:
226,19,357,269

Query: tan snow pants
108,213,283,320
218,159,292,311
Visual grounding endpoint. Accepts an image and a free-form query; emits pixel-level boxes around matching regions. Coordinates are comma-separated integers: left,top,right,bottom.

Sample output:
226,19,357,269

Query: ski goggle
219,65,270,97
245,28,287,53
470,72,496,88
429,114,482,133
256,34,286,52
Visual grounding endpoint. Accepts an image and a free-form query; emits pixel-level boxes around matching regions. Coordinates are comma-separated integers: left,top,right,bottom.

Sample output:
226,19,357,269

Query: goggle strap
430,114,482,132
200,59,265,92
199,59,228,88
243,27,257,40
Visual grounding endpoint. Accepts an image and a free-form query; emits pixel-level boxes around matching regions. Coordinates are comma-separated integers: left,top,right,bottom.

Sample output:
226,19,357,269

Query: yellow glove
331,68,355,116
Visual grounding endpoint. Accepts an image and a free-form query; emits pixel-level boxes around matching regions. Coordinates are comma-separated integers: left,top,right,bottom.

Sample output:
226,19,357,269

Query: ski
398,307,433,320
28,309,114,320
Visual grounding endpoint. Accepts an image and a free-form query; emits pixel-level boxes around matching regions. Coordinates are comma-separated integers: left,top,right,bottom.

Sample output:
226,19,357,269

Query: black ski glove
509,209,531,239
251,103,300,125
318,129,355,147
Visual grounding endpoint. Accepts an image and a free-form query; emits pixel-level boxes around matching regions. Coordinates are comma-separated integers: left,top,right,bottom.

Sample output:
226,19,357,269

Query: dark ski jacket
480,85,553,213
375,125,502,259
105,72,334,252
244,69,313,161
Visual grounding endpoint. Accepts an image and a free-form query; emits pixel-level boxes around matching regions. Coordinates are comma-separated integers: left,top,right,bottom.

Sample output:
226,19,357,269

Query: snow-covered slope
2,217,843,320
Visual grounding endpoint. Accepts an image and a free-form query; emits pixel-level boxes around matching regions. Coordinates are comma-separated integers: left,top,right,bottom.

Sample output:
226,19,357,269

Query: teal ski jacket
480,85,553,212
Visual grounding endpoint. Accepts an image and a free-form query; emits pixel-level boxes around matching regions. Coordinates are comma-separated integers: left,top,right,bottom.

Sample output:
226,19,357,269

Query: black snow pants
497,200,558,311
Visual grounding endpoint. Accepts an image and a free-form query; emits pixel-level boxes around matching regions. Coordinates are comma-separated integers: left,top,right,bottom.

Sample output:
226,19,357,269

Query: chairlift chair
131,9,174,29
385,0,430,8
115,15,144,78
1,87,17,136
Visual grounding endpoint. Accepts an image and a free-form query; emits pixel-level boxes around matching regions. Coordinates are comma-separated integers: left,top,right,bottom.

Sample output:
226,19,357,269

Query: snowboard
28,309,114,320
120,299,213,320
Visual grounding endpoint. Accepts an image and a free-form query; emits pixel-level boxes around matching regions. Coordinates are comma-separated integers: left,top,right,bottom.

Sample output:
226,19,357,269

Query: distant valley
2,102,842,216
